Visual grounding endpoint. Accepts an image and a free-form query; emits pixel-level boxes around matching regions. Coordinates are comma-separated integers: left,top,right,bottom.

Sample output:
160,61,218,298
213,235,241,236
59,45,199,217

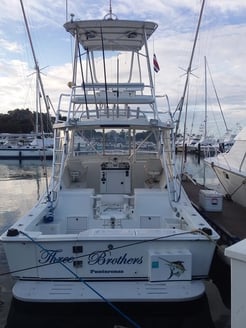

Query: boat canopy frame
64,19,158,52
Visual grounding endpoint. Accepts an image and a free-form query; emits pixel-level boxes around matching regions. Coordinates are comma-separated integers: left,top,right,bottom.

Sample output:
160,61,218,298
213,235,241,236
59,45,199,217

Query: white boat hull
3,235,216,280
207,163,246,207
13,280,205,302
204,127,246,207
0,147,53,159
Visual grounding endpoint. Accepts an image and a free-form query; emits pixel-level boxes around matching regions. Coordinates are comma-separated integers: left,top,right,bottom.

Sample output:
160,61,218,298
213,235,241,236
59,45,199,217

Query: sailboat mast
175,0,206,135
203,56,207,186
206,59,229,132
204,56,207,139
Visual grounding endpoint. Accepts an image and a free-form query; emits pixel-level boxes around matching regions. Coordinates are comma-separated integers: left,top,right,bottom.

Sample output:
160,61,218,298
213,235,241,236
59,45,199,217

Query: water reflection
175,153,220,187
0,160,52,234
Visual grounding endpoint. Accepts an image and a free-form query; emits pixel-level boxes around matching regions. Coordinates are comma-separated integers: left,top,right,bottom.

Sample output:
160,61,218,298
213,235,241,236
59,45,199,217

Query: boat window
72,127,158,156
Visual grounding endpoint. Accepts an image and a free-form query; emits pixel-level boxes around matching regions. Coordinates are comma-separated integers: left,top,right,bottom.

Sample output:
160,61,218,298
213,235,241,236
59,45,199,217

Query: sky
0,0,245,136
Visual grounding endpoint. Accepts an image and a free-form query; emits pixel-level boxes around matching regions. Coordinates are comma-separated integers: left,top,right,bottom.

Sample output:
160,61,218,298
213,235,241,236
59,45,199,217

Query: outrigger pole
19,0,52,198
20,0,54,124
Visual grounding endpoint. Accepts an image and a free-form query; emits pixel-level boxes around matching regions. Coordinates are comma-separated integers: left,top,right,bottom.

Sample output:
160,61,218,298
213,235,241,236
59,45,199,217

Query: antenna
65,0,68,22
109,0,112,18
104,0,117,20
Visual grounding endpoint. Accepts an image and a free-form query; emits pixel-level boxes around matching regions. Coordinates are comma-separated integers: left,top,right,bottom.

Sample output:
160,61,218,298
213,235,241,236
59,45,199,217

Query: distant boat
0,133,53,159
0,0,54,161
0,1,54,161
185,129,219,156
204,127,246,207
1,2,219,326
192,135,219,156
218,123,242,153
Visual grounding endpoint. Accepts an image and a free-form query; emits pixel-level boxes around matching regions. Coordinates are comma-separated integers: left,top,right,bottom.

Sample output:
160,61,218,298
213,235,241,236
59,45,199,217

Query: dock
183,177,246,314
182,178,246,244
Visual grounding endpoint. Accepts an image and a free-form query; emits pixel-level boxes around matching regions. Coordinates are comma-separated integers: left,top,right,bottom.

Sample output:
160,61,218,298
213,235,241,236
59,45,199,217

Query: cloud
208,0,246,12
0,0,245,133
0,37,22,54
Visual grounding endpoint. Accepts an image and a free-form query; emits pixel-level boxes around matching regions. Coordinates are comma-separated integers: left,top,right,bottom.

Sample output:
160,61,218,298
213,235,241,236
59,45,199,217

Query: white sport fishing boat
0,134,53,159
1,3,219,315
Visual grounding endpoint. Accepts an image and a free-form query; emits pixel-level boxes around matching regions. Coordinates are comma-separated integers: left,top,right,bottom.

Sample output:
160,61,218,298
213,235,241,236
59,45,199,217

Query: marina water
0,160,52,234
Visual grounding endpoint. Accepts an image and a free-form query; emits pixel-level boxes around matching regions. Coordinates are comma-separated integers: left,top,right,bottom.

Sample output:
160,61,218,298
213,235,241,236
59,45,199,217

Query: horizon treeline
0,108,54,133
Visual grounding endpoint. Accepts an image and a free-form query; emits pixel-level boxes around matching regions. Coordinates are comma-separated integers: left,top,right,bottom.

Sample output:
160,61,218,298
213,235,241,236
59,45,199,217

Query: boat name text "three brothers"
38,249,143,265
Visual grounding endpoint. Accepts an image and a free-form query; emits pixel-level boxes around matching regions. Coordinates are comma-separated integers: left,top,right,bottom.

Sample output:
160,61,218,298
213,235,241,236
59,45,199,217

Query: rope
19,230,142,328
228,179,246,197
211,163,246,199
1,229,219,276
0,228,219,327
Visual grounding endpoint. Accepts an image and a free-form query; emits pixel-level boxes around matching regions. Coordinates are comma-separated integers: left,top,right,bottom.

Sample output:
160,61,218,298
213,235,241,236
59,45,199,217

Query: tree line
0,109,155,143
0,109,54,133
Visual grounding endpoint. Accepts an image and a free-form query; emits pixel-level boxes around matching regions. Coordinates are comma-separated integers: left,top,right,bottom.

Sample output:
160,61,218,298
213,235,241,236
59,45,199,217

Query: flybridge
64,18,158,51
59,13,160,124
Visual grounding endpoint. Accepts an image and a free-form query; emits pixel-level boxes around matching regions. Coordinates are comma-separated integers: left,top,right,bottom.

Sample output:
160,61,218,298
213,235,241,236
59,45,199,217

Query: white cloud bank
0,0,245,134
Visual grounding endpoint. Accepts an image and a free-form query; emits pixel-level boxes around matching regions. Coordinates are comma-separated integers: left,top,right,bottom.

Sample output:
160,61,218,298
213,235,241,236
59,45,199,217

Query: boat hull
0,148,53,159
13,279,205,302
2,236,216,279
205,161,246,207
2,232,216,303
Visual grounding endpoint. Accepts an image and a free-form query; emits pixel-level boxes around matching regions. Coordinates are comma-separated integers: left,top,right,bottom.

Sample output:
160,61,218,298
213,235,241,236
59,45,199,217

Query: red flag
153,54,160,73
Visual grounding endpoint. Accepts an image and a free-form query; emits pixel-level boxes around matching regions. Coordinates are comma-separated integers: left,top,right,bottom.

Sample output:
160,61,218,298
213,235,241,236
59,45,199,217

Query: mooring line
19,230,141,328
